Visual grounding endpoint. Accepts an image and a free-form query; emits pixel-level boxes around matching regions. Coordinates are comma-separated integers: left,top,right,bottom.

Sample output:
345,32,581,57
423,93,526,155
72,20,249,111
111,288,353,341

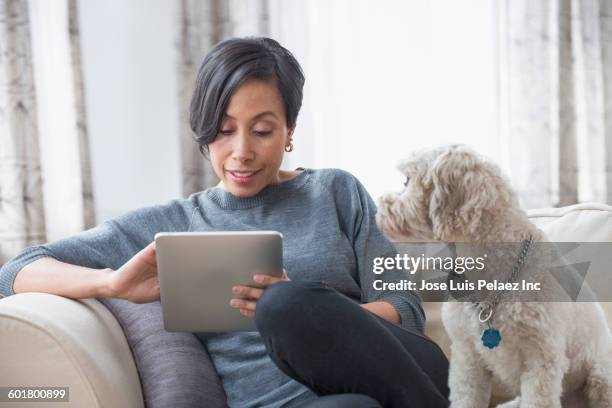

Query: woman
0,37,449,407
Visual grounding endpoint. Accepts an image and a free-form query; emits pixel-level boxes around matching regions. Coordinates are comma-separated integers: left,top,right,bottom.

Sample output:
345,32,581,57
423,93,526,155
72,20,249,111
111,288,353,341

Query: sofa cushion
97,298,228,408
527,203,612,242
527,203,612,328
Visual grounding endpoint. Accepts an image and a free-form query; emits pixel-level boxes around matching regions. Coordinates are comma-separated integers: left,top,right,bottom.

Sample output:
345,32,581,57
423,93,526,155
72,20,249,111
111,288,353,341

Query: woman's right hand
106,241,160,303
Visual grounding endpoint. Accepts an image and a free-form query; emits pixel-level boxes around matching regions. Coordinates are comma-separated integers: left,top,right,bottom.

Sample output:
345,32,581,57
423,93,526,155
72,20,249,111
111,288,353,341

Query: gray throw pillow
97,297,228,408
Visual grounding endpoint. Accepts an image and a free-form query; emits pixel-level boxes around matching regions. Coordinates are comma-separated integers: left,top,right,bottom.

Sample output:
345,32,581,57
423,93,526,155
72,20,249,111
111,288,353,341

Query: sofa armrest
0,293,143,408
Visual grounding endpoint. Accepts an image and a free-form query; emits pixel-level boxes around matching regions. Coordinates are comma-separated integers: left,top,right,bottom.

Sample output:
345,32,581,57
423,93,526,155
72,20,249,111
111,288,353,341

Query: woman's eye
219,129,234,135
254,130,272,136
403,176,410,187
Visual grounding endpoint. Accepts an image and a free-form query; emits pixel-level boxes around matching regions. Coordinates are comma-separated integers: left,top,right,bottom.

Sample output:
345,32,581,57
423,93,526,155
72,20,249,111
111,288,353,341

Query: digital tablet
154,231,283,332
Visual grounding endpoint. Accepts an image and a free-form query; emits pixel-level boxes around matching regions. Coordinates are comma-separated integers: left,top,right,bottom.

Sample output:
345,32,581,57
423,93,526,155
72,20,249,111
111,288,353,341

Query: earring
285,139,294,152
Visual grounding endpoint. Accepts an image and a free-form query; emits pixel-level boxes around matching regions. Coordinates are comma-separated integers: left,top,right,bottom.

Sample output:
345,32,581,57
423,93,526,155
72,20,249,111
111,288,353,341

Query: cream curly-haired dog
376,145,612,408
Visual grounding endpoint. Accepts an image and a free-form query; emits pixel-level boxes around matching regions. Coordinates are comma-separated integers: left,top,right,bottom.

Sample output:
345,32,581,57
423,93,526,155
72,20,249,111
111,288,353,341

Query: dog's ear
428,147,514,240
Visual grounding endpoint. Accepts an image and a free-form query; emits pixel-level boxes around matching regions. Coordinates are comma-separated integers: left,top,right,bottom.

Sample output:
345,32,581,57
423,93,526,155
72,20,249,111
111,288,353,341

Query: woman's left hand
230,270,290,317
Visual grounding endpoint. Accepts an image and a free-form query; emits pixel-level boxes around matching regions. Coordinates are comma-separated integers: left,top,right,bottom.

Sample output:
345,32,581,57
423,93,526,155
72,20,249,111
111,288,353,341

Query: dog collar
474,235,534,349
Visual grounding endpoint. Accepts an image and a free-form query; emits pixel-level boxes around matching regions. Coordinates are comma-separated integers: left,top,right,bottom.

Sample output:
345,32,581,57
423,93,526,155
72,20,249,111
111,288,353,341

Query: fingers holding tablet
253,269,290,285
229,269,290,317
230,285,261,317
107,241,160,303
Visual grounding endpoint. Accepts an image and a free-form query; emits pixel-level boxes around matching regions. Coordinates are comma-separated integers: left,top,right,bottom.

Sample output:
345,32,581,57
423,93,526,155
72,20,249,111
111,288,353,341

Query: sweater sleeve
335,171,425,332
0,198,195,298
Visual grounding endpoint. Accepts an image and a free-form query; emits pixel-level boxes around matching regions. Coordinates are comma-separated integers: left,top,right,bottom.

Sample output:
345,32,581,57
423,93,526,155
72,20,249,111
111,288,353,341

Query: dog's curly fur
376,145,612,408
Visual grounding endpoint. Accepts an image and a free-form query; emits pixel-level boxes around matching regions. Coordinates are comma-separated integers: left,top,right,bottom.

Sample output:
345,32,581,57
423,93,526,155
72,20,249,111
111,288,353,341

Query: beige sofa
1,203,611,407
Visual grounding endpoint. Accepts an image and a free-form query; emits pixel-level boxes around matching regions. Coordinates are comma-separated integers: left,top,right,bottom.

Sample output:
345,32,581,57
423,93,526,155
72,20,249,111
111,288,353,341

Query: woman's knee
255,280,328,335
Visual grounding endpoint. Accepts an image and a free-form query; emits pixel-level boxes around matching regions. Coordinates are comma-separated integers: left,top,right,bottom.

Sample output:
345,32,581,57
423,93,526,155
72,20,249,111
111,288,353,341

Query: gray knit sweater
0,168,424,407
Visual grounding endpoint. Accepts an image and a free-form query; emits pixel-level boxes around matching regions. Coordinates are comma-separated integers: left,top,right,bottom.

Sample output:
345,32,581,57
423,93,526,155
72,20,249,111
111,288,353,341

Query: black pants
254,281,450,408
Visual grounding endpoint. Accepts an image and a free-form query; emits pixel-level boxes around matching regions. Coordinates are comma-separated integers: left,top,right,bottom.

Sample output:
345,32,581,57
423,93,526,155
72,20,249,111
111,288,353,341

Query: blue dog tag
481,328,501,349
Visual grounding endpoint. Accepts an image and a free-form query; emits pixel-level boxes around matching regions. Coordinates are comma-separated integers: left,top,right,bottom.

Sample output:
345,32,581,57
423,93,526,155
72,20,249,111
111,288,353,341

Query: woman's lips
226,169,261,184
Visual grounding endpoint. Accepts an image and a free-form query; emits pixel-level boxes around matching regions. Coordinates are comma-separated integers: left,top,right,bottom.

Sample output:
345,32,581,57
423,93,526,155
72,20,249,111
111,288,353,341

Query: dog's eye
403,176,410,187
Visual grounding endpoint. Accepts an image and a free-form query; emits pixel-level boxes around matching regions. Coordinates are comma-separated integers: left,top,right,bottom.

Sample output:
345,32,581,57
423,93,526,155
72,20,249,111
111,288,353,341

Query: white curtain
67,0,95,228
0,0,94,264
27,0,95,240
0,0,46,264
498,0,612,208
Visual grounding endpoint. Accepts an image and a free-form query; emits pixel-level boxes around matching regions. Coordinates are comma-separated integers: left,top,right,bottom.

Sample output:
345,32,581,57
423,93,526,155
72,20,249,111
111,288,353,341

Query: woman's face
208,79,293,197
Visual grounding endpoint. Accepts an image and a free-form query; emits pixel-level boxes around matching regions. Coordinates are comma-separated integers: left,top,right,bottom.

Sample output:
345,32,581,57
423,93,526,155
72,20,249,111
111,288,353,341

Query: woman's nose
231,133,255,162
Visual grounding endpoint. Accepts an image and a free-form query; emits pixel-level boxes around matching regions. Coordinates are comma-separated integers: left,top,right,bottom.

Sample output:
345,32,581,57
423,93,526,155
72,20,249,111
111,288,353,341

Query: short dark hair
189,37,305,155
